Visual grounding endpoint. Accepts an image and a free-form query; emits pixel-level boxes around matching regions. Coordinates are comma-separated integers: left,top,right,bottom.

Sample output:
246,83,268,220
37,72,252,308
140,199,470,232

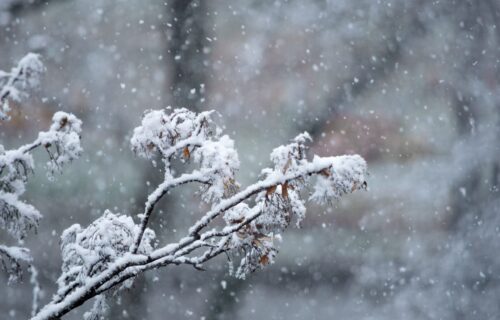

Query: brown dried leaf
183,146,190,159
230,217,244,225
320,168,331,177
259,254,270,266
282,182,289,199
59,116,68,129
266,185,277,197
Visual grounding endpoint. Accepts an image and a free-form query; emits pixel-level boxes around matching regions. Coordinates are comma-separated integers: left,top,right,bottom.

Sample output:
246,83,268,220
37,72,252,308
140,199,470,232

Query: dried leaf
59,116,68,128
259,254,269,266
282,182,289,199
183,146,190,159
266,185,277,197
320,168,330,177
230,217,244,225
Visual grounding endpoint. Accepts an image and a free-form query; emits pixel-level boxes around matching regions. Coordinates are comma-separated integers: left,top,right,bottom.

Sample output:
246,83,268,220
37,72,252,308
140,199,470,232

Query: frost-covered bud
224,203,254,246
270,132,311,171
130,108,215,160
38,112,83,174
233,234,277,279
130,109,170,159
268,132,311,193
57,211,155,293
130,108,240,204
256,184,306,233
48,111,82,134
194,135,240,203
223,204,279,279
247,133,312,233
15,53,45,90
310,155,367,204
223,203,250,226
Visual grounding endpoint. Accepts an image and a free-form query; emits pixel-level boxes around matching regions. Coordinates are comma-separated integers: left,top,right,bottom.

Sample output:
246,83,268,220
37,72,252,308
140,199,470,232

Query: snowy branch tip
0,53,45,120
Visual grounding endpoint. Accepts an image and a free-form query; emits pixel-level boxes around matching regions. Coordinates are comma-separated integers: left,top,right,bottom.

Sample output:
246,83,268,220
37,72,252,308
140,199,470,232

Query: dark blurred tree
109,2,211,318
1,0,66,17
298,1,428,138
165,0,208,111
447,0,496,230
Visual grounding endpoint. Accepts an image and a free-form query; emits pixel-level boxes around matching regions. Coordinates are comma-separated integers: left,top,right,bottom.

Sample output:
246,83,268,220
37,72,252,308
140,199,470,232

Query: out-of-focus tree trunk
488,0,500,192
447,92,481,229
447,1,488,230
300,2,427,139
163,2,250,318
109,2,210,318
165,0,208,111
3,0,66,16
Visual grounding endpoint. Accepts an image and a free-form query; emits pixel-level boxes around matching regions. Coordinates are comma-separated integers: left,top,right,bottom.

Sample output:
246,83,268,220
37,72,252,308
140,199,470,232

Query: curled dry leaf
266,185,277,197
183,146,190,159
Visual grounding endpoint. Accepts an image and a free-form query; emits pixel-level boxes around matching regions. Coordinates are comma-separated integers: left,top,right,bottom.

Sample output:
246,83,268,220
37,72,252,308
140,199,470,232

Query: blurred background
1,0,500,319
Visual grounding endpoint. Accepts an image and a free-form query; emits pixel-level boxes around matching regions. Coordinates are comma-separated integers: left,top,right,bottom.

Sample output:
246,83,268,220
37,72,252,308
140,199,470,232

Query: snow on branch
0,53,45,120
0,53,82,318
0,111,82,291
130,107,239,253
0,244,31,282
56,211,155,300
33,107,367,320
0,112,82,242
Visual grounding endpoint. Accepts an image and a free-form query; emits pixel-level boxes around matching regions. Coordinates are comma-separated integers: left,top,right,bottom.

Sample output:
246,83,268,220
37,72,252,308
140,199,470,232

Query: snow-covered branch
0,244,31,282
0,111,82,288
33,107,367,320
0,54,83,316
0,53,45,120
0,111,82,243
